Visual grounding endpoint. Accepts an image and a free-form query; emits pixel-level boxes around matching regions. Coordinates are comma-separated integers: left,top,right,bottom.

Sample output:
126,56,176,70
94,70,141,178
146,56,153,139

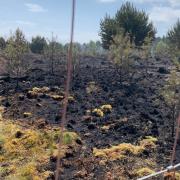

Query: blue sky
0,0,179,43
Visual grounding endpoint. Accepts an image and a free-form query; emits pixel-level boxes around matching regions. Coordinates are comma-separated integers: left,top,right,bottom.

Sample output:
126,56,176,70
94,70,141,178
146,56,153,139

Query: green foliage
100,2,156,49
115,2,155,45
160,28,180,136
44,34,62,74
72,43,81,76
63,42,81,54
82,41,103,56
162,70,180,107
30,36,47,54
86,41,96,56
109,32,134,79
82,41,104,56
99,15,119,49
63,134,72,144
0,37,6,50
4,28,29,80
63,41,104,57
167,20,180,66
167,19,180,50
161,68,180,136
141,35,153,59
154,40,169,58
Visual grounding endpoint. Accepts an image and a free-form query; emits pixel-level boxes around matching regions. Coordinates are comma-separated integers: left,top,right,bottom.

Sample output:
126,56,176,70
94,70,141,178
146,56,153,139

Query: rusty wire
55,0,76,179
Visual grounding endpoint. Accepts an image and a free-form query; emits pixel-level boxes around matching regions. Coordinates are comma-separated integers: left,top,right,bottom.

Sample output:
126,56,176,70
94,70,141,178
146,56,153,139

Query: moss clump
92,108,104,117
140,136,158,149
27,87,50,99
68,96,75,103
101,125,110,131
27,90,38,99
135,167,155,177
92,104,112,117
86,81,100,94
93,150,107,158
144,136,158,143
0,119,79,179
100,104,112,113
93,137,158,162
63,132,79,145
93,143,144,161
32,87,50,93
51,95,64,101
23,112,32,118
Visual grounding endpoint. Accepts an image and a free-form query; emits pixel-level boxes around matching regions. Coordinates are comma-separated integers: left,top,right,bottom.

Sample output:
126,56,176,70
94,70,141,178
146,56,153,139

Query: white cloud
98,0,117,3
149,6,180,23
149,6,180,36
25,3,47,12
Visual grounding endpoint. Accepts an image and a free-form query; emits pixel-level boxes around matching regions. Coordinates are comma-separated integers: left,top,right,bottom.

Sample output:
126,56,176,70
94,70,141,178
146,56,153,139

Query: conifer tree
4,28,29,89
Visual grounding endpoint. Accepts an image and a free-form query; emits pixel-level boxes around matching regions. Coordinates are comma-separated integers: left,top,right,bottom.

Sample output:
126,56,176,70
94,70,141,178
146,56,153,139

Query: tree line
0,1,179,136
0,33,104,57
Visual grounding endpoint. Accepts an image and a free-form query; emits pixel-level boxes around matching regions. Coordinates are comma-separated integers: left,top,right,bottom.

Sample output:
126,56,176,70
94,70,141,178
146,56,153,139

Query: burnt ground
0,54,180,179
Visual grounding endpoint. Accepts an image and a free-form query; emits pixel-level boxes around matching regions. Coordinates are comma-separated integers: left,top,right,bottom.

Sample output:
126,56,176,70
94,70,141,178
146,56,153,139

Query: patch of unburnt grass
0,115,80,179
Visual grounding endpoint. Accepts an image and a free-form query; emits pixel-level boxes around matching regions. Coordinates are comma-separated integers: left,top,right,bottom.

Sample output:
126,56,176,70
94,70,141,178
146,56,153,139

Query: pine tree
30,36,47,54
44,34,62,75
99,15,118,49
0,37,6,50
100,2,156,49
161,70,180,137
140,34,153,76
109,32,134,83
4,28,29,89
167,19,180,51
